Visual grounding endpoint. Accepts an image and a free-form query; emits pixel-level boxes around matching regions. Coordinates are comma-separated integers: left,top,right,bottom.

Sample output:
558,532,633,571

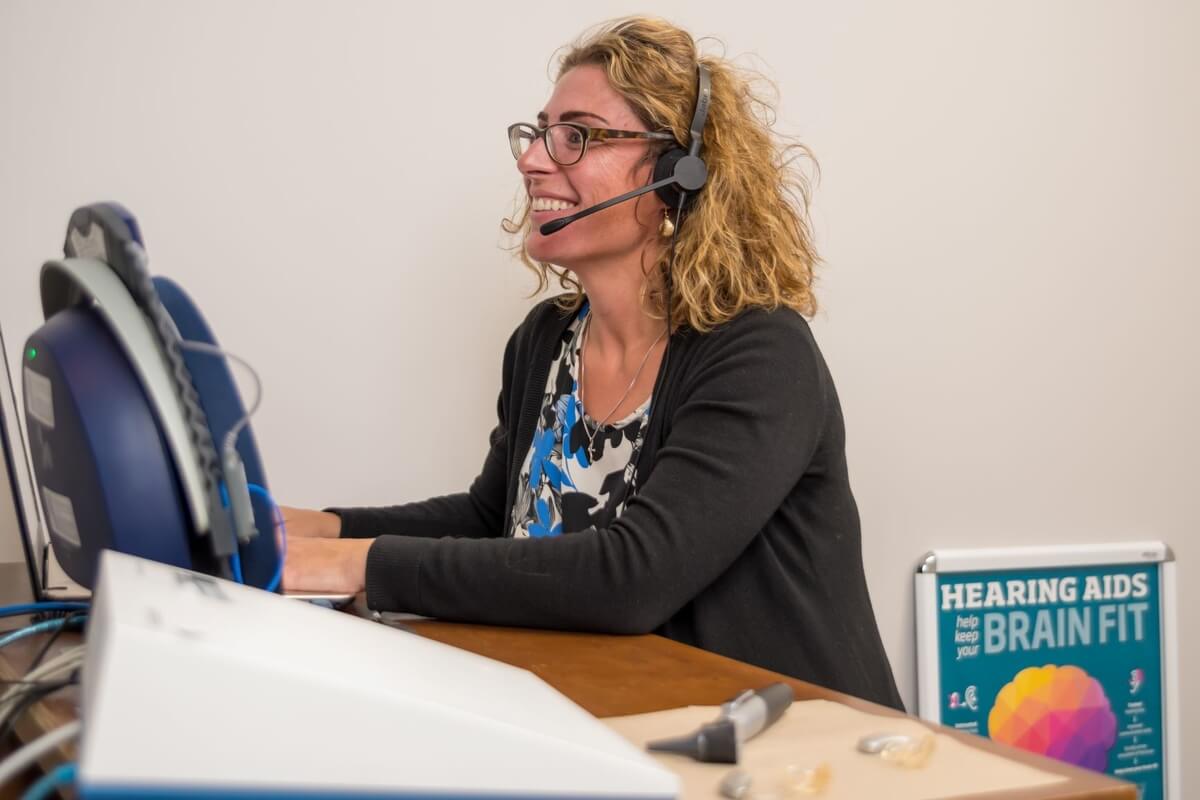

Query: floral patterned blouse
510,304,651,538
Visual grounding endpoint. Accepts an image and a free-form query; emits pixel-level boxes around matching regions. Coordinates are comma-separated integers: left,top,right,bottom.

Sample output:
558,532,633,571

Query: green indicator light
26,348,37,360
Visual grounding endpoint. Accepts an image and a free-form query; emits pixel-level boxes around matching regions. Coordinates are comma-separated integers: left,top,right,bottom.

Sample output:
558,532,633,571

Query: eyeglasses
507,121,676,167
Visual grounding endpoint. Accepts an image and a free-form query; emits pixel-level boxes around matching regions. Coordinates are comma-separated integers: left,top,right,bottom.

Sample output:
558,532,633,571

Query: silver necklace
577,313,667,461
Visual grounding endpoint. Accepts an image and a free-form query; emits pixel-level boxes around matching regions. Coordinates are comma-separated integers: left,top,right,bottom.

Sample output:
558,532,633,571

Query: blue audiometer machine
20,203,280,589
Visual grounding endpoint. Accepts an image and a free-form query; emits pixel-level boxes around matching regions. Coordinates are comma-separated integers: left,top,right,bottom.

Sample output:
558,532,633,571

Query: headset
538,63,712,236
650,63,712,212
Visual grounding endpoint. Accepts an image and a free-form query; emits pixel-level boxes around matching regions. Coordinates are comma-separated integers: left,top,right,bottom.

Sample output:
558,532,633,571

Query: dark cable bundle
0,674,79,746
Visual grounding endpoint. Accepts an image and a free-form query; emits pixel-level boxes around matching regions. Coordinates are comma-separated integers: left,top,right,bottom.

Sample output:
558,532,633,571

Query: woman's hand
283,536,374,595
279,506,342,538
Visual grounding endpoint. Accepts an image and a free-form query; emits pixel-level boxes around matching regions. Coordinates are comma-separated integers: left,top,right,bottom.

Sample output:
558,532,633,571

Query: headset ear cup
654,148,708,211
653,148,689,209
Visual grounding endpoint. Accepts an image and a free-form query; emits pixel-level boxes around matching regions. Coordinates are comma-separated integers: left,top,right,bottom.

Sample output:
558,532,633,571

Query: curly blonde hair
504,16,819,331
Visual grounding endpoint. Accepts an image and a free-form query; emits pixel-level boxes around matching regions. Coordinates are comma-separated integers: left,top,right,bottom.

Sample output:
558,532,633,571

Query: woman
283,16,902,709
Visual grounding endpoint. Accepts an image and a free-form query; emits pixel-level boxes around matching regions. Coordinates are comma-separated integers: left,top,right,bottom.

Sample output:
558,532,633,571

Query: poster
929,562,1165,800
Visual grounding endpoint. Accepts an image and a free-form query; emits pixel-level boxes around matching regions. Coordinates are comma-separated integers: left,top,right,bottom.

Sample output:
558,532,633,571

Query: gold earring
659,211,675,238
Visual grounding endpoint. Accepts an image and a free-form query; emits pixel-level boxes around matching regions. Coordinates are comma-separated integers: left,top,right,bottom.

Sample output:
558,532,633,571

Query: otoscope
646,683,795,764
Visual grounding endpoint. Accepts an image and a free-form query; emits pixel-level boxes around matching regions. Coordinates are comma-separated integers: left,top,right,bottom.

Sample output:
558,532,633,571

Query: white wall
1,0,1194,786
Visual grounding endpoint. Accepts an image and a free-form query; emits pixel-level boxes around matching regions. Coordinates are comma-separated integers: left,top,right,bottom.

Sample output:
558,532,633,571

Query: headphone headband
650,63,711,211
688,64,711,158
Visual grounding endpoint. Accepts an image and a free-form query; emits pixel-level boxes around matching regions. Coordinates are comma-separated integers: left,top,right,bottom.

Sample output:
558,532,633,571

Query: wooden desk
407,621,1133,800
0,564,1133,800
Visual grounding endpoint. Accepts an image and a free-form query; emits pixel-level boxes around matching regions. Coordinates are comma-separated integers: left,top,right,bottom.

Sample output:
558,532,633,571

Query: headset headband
688,64,711,157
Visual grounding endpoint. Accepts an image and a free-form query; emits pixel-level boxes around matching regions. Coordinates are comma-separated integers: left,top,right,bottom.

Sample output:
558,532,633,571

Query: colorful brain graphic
988,664,1117,771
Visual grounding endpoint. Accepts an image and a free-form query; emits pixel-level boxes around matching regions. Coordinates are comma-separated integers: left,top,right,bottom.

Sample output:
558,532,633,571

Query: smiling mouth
530,197,579,213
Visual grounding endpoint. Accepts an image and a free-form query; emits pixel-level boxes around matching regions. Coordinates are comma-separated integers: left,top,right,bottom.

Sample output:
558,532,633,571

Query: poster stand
915,542,1178,800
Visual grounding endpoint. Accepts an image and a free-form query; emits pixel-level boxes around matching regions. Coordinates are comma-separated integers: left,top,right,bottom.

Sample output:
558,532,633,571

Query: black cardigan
335,299,903,709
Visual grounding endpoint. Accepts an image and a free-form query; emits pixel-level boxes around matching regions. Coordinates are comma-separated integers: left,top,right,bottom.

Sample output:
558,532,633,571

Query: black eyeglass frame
507,121,677,166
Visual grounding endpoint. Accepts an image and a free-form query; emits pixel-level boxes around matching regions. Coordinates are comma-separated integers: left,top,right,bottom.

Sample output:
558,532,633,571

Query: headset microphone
539,173,696,236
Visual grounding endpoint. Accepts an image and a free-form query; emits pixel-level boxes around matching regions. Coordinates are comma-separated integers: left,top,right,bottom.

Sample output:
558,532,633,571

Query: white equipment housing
79,551,678,799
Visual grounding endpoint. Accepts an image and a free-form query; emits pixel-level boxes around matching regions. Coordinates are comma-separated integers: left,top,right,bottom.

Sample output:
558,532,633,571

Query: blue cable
246,483,286,593
218,482,244,583
0,617,86,652
21,761,76,800
0,602,89,620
